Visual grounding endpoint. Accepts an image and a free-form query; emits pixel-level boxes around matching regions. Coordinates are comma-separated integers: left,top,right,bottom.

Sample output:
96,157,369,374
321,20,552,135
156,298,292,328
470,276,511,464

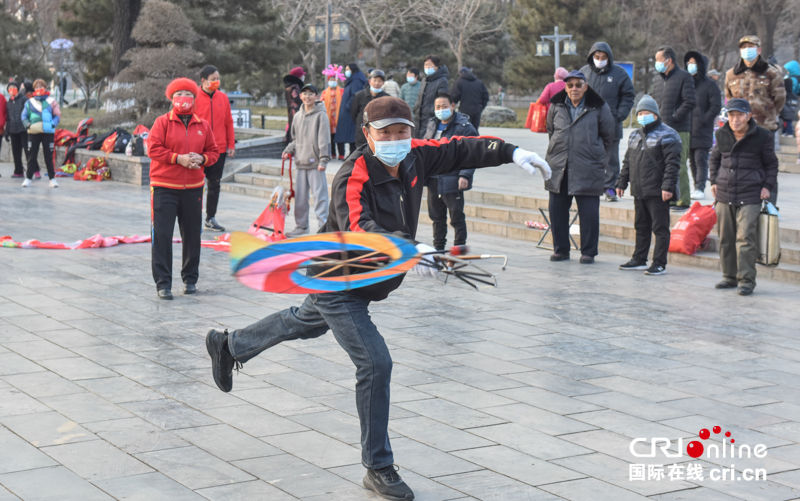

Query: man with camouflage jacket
725,35,785,204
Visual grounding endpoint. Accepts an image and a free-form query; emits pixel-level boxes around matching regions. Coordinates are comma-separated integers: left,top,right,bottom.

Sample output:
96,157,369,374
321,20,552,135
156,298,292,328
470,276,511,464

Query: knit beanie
289,67,305,78
636,94,659,116
165,78,198,99
554,67,569,81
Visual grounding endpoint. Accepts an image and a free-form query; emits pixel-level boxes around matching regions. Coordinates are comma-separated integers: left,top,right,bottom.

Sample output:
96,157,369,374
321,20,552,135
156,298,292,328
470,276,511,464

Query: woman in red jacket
148,78,220,300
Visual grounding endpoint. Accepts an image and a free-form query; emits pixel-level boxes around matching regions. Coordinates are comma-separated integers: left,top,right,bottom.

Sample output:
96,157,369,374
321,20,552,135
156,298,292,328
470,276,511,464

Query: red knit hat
165,78,198,99
289,67,305,78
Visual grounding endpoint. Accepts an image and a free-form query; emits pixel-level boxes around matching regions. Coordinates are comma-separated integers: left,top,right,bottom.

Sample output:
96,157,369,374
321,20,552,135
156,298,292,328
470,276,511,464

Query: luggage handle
281,156,295,200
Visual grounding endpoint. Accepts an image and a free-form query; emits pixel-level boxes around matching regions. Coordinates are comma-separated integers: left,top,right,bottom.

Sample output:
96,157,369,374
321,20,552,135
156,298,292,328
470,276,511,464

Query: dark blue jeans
227,292,394,469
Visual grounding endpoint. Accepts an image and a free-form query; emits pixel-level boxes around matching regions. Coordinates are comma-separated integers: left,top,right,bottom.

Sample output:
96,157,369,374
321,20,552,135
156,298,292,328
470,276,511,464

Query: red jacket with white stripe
322,136,517,301
148,111,220,189
194,89,235,152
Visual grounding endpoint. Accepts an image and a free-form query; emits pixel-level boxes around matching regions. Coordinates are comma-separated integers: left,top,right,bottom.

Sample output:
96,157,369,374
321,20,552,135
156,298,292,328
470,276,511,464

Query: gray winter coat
579,42,636,140
284,102,331,169
617,119,682,198
413,66,450,136
545,87,616,196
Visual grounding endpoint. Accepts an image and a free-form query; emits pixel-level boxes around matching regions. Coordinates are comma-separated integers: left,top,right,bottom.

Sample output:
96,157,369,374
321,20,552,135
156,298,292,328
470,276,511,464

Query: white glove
412,243,439,279
513,148,551,181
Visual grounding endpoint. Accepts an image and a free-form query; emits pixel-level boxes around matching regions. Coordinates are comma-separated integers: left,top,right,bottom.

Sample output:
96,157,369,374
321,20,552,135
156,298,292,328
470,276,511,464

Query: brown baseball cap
739,35,760,47
363,96,415,129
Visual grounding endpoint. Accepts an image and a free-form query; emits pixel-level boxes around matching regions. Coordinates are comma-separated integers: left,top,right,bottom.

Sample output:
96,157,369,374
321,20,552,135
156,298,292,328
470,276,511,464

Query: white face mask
594,58,608,69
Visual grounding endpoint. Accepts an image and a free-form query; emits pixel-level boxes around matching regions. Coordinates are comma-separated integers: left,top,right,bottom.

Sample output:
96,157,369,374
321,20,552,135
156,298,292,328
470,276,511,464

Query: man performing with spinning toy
206,97,550,500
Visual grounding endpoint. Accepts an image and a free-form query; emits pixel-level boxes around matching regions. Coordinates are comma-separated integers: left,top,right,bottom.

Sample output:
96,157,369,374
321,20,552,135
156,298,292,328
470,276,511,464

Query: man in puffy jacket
451,67,489,132
725,35,785,205
545,70,616,263
205,96,551,501
616,95,681,275
684,51,722,200
194,65,236,232
413,55,450,137
652,45,696,210
580,42,635,201
351,70,389,148
709,99,778,296
422,92,478,250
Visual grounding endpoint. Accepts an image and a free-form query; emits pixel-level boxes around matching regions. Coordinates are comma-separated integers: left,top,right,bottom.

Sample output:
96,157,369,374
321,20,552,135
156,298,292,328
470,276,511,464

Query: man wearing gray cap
206,96,551,501
709,98,778,295
616,95,681,275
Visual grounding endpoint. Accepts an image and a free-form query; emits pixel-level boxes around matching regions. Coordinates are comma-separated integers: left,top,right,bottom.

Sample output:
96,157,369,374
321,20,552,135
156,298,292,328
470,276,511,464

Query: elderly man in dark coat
684,51,722,200
580,42,636,201
545,70,615,264
451,67,489,132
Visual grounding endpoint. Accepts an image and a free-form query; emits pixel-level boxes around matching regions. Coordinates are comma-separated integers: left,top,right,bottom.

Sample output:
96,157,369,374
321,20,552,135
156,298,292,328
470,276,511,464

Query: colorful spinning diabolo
230,231,420,294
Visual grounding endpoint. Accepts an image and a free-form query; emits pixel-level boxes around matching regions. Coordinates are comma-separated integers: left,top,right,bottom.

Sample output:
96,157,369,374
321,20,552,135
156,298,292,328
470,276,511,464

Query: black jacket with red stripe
322,135,517,301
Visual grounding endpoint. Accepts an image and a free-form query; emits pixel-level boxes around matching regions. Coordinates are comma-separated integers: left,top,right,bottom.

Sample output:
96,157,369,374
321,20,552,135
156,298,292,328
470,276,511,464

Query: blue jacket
335,71,368,144
422,111,477,194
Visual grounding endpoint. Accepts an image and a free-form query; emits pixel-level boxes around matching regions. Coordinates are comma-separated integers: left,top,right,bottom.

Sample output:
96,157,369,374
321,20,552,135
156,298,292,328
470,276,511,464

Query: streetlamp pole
325,2,331,69
538,26,576,73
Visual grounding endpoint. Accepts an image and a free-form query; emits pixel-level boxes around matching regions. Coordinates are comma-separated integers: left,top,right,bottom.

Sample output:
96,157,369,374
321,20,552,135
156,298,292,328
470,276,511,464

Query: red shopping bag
668,202,717,255
527,103,548,133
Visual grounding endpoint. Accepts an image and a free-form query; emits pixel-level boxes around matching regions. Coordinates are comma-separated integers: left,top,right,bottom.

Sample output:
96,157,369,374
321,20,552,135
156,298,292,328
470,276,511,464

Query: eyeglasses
565,82,584,89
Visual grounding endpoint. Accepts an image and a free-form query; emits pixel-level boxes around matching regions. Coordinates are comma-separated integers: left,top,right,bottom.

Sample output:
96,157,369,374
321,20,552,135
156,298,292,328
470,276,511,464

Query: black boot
363,465,414,500
205,329,238,392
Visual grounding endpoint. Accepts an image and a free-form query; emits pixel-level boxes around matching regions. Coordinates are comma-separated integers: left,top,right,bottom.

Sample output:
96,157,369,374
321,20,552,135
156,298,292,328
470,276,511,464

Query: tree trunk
375,43,382,70
751,0,786,58
111,0,142,76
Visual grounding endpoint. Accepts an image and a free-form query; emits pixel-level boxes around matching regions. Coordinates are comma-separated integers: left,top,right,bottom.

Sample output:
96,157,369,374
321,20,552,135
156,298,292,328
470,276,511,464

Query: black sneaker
604,188,618,202
619,259,648,270
157,289,173,300
644,264,666,275
579,255,594,264
206,329,238,392
550,253,570,261
715,280,736,289
205,217,225,232
738,286,754,296
670,205,689,212
363,465,415,501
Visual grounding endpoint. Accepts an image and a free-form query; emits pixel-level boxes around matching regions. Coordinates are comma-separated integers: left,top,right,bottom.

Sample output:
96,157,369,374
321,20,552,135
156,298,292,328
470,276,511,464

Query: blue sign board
616,61,635,84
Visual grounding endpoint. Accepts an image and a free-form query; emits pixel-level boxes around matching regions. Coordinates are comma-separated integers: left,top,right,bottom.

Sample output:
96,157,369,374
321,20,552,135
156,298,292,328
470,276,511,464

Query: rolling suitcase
757,201,781,266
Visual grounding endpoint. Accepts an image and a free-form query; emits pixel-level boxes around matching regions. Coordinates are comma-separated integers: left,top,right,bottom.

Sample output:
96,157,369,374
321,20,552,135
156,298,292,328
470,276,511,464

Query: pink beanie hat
554,67,569,81
289,67,305,78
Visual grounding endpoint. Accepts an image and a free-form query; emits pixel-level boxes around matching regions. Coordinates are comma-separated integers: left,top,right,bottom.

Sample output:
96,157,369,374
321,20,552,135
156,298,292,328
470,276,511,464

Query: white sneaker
286,227,310,238
49,178,58,188
21,178,32,187
690,190,705,200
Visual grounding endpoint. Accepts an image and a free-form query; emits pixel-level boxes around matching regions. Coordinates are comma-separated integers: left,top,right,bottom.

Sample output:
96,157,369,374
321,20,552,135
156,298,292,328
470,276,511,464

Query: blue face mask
435,108,452,121
407,76,416,84
424,68,435,76
741,47,758,62
369,134,412,167
345,70,352,78
370,86,383,94
655,61,667,73
328,81,337,88
637,114,656,126
687,63,697,75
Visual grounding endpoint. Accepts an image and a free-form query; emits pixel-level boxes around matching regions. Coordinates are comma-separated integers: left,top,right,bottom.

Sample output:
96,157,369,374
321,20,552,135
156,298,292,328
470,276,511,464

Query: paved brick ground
1,160,800,501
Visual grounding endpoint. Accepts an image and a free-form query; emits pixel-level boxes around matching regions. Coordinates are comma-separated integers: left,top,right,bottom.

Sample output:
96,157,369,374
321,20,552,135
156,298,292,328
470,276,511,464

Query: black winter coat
450,71,489,118
350,88,388,147
545,87,616,196
335,70,368,144
321,135,516,301
422,111,477,194
617,119,682,198
652,66,697,133
5,94,27,134
579,42,636,140
413,66,450,136
710,119,778,206
684,51,722,149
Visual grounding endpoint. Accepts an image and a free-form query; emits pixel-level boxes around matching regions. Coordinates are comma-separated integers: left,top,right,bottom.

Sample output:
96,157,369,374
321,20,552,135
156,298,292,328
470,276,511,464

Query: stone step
419,211,800,283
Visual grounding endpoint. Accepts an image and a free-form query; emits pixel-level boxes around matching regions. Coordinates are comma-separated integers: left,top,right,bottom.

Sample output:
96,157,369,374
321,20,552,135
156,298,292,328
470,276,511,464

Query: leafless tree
415,0,505,70
269,0,326,84
671,0,749,71
776,0,800,61
355,0,415,69
111,0,142,76
751,0,788,58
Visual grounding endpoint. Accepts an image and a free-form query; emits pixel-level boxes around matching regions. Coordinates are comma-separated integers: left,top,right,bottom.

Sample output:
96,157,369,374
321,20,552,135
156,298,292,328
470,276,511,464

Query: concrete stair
779,138,800,174
222,161,800,284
